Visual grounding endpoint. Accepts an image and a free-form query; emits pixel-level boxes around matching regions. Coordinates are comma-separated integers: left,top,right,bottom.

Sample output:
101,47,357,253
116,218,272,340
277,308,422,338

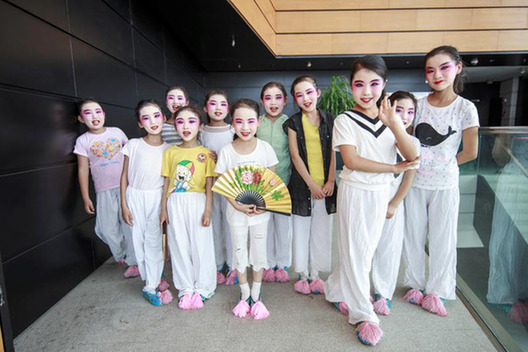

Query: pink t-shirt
73,127,128,193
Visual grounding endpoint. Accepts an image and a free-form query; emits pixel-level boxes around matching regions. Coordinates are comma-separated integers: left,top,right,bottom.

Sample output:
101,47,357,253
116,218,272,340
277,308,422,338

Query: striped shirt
161,123,182,146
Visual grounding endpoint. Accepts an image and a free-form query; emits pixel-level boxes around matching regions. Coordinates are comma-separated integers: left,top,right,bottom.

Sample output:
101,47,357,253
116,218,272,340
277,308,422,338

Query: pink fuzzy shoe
262,268,276,282
157,279,170,292
421,294,448,317
509,300,528,324
403,288,424,305
251,301,270,320
333,301,349,316
309,278,325,294
178,293,193,310
217,271,226,285
225,270,237,285
294,279,311,295
124,265,140,278
190,293,204,309
356,322,383,346
373,294,391,316
232,299,251,318
159,289,173,305
116,259,126,265
275,268,290,283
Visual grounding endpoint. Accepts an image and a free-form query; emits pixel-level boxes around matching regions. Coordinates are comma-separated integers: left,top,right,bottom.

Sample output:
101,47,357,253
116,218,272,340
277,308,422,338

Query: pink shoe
403,288,424,305
232,299,251,318
157,279,170,292
421,294,448,317
124,265,140,278
274,268,290,283
356,321,383,346
178,293,193,310
159,289,173,305
190,293,204,309
251,301,270,320
509,300,528,324
333,301,349,316
373,295,391,316
309,278,325,294
217,271,226,285
294,279,311,295
117,259,126,265
225,270,237,286
262,268,276,282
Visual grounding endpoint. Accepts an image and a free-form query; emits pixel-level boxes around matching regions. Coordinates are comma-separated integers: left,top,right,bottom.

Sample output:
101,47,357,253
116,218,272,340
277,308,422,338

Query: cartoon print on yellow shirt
171,160,195,193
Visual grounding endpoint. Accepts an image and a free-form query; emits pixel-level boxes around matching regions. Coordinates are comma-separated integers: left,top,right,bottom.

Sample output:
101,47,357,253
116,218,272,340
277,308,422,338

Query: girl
284,76,336,295
162,86,189,145
120,100,173,305
371,91,421,315
160,106,217,310
258,82,292,283
73,98,138,278
403,46,479,317
215,99,278,320
200,90,237,285
324,55,419,346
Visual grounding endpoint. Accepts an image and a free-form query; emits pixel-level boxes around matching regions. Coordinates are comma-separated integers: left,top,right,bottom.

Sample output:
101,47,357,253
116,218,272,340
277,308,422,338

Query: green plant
319,75,355,116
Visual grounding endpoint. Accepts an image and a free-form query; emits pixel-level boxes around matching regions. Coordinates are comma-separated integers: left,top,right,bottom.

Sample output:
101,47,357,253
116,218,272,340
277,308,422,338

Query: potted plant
318,75,355,116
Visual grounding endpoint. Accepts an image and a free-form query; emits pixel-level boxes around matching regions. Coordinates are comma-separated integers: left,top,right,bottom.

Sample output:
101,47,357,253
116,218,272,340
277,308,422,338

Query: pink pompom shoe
232,298,251,318
275,268,290,283
116,259,126,265
124,265,140,278
373,294,391,316
509,300,528,324
356,321,383,346
225,270,238,286
178,293,193,310
333,301,349,316
421,294,449,317
159,289,173,305
190,293,204,309
262,268,276,282
309,278,325,294
294,279,311,295
251,301,270,320
403,288,424,305
217,271,226,285
157,279,170,292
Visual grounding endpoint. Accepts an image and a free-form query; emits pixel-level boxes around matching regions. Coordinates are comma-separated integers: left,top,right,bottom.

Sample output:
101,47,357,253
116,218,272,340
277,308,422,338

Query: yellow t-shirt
302,113,325,187
161,145,216,196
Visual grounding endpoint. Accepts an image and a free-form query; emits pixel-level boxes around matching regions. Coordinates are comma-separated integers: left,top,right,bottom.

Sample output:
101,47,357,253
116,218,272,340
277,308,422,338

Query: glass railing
457,127,528,352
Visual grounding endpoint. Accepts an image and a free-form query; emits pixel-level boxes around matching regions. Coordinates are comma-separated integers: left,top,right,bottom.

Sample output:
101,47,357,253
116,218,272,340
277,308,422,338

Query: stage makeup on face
293,81,319,113
175,109,201,142
232,106,259,141
351,69,385,111
166,88,188,113
138,104,165,135
79,102,105,132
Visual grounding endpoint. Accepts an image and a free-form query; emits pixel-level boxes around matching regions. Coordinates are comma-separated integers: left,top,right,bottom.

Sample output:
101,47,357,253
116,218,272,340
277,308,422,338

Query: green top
258,114,291,184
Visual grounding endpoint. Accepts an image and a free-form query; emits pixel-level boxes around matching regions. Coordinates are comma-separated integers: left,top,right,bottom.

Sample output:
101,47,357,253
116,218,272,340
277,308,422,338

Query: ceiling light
470,57,479,66
307,61,312,68
231,35,236,47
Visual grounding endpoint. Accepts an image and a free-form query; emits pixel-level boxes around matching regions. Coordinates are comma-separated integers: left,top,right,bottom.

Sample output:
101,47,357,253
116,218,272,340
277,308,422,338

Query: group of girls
74,44,479,346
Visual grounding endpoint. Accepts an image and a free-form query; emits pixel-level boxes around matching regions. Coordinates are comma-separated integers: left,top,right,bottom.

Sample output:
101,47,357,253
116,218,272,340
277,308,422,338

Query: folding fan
212,164,291,216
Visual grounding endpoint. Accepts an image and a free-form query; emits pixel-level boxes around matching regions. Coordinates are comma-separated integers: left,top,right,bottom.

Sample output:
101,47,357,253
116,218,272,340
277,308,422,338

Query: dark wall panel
102,104,140,139
137,73,167,103
8,0,69,31
131,0,164,50
103,0,130,20
134,30,165,83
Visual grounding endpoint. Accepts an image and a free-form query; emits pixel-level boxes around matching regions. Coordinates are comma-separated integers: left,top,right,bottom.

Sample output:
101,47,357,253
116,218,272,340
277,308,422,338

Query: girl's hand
386,202,397,219
202,209,212,227
160,209,169,226
208,151,217,162
322,180,335,197
236,203,257,216
309,183,326,200
392,157,420,174
379,96,402,129
122,206,134,226
83,198,95,215
253,207,266,215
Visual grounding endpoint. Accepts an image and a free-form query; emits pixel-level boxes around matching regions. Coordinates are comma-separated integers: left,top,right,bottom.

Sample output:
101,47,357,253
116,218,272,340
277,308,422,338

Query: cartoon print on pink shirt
90,138,122,159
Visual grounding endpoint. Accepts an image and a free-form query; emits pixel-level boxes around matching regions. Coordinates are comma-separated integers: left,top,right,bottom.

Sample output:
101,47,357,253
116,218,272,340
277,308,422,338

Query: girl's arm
322,150,336,197
287,128,325,199
457,127,479,165
77,155,95,214
120,155,133,226
160,177,170,226
386,169,415,219
339,145,419,174
225,197,257,216
202,177,213,226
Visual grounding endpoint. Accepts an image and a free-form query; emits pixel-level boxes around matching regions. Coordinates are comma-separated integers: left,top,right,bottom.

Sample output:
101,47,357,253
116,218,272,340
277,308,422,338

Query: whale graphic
415,123,456,147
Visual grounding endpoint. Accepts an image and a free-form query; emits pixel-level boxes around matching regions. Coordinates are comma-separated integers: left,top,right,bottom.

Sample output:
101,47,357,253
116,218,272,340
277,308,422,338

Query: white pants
126,187,164,291
95,188,136,265
212,193,232,270
230,221,269,273
167,192,216,298
325,183,389,325
372,182,404,300
292,198,332,277
403,187,459,300
266,213,292,268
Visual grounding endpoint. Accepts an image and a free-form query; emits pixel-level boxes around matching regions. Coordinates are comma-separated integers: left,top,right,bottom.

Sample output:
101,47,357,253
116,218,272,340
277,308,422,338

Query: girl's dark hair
230,98,259,118
165,85,189,101
424,45,465,94
388,91,418,109
290,75,318,97
135,100,163,121
261,81,288,99
173,105,205,125
76,98,101,116
350,55,388,108
203,89,228,107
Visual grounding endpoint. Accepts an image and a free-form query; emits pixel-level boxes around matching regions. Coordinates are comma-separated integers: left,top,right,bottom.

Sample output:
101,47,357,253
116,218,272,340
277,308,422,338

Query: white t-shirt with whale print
413,95,479,190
